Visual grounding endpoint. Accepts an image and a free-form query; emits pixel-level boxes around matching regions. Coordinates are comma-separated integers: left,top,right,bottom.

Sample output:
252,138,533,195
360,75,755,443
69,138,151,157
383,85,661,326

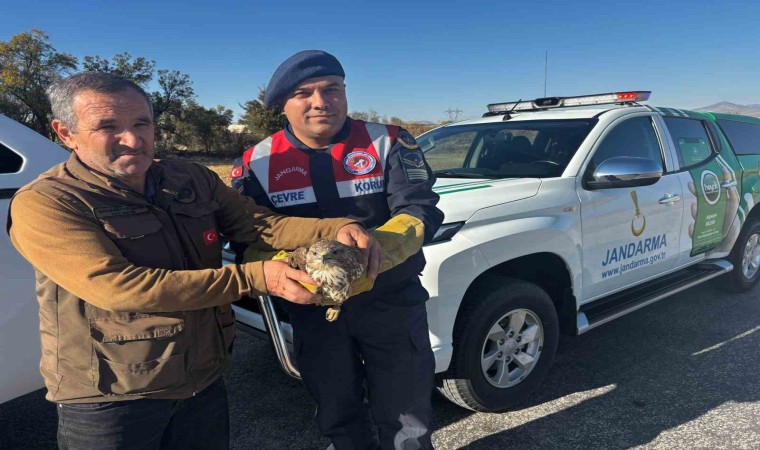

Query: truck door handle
721,180,737,188
659,193,681,204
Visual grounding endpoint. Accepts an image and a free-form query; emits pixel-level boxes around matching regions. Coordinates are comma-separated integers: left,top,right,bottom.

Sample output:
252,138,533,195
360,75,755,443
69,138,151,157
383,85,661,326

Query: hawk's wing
288,246,309,271
346,247,366,282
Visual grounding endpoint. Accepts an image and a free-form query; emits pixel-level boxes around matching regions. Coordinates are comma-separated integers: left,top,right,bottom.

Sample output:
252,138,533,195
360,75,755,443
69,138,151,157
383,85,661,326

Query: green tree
0,29,77,138
152,69,194,120
0,93,28,124
183,101,233,154
81,52,155,87
349,109,387,123
151,69,195,151
238,87,282,141
349,110,368,121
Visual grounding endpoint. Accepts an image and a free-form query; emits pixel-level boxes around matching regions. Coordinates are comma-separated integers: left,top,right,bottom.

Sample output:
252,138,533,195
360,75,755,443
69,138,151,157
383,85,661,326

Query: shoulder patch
397,128,420,149
230,157,245,179
399,148,429,183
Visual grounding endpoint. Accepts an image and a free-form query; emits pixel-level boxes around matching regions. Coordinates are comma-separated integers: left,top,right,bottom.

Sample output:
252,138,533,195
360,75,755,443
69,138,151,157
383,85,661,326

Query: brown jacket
8,153,353,403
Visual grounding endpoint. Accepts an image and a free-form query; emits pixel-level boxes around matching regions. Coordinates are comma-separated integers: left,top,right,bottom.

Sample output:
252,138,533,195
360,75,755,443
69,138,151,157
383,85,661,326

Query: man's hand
262,260,322,304
336,223,384,280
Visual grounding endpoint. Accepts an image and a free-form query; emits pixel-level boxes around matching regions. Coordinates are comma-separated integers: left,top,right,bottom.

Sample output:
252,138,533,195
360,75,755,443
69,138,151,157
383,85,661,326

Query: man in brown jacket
7,72,382,450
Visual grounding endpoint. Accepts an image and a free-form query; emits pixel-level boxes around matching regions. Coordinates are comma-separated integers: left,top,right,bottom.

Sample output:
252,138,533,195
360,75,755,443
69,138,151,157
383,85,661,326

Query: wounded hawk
287,239,366,321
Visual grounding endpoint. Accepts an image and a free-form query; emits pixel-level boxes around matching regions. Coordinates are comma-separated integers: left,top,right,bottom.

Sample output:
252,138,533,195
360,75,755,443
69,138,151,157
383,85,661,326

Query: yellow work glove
242,213,425,299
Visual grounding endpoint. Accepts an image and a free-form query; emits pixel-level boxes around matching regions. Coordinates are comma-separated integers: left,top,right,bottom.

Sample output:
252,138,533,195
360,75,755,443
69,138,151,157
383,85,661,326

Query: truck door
659,115,744,266
579,114,683,301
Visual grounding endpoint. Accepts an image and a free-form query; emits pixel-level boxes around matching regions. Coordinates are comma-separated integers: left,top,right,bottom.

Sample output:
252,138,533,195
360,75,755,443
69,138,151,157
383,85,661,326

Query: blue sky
3,0,760,122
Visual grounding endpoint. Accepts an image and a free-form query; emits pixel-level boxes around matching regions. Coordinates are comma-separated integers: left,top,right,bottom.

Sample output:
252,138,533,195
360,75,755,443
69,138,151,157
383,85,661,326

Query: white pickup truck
232,91,760,412
0,115,67,404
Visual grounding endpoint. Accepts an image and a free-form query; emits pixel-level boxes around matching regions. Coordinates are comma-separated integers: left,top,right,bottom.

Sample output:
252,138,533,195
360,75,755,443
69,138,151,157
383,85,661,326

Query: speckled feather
287,240,365,305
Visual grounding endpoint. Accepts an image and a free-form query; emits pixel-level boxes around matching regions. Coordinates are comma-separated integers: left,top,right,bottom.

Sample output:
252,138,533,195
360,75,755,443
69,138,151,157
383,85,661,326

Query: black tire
437,276,559,412
718,218,760,292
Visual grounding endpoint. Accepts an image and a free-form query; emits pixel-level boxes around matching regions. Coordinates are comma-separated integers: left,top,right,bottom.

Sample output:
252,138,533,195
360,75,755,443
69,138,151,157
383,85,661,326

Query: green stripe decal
433,180,492,191
438,184,492,195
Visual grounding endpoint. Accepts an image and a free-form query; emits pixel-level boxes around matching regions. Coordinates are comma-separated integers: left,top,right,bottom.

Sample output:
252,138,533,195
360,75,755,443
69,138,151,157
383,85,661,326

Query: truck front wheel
720,218,760,292
437,276,559,412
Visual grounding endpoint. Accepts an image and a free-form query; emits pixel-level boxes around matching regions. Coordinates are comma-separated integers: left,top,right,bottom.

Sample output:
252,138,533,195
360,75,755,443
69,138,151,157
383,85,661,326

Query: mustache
112,147,144,156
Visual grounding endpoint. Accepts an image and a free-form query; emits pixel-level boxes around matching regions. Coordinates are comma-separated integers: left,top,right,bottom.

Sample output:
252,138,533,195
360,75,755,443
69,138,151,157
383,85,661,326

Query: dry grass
205,160,234,186
164,153,234,186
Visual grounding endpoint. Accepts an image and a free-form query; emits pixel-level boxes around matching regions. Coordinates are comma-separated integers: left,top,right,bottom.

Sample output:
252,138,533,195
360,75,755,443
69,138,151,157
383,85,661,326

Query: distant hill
694,102,760,116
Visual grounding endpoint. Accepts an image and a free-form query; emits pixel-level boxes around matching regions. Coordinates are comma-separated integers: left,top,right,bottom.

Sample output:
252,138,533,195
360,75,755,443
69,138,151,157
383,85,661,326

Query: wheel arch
456,252,577,336
743,202,760,229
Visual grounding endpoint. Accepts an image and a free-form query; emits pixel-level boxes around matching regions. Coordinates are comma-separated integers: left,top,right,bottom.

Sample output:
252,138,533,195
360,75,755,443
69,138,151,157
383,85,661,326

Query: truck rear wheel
720,218,760,292
437,276,559,412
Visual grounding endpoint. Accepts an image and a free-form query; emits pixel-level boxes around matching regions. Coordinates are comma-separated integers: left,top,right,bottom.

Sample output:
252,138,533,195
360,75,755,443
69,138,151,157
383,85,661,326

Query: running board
576,260,732,334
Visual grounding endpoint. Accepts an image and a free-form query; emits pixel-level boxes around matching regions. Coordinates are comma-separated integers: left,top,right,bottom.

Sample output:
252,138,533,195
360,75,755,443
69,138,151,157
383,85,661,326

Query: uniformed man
7,71,380,450
231,50,444,450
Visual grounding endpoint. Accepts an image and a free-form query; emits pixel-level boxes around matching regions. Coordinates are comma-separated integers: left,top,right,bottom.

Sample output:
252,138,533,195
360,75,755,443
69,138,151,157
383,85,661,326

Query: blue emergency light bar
487,91,652,114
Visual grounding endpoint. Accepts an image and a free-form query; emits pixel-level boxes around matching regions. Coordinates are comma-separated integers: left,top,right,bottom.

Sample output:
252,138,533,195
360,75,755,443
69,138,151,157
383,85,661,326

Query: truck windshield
418,119,596,178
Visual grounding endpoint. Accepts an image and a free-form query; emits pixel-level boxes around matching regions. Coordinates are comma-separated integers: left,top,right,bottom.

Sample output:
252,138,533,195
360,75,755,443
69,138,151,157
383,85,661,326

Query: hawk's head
305,240,362,272
302,240,365,303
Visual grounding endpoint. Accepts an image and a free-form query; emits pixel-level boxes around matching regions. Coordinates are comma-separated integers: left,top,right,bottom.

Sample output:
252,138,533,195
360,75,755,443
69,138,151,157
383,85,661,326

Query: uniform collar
283,117,352,152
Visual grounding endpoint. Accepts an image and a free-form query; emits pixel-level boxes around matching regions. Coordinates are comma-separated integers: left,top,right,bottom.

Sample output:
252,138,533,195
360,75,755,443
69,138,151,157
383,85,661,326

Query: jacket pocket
95,353,185,396
101,213,172,269
89,314,186,395
172,201,222,268
101,213,162,239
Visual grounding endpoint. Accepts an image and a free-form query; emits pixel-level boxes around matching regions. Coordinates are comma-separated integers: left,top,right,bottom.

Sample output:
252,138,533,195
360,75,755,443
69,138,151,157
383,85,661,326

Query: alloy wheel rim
480,308,544,388
741,233,760,280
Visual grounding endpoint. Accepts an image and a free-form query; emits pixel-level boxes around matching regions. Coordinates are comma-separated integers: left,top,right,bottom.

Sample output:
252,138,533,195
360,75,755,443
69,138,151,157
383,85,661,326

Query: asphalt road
1,281,758,449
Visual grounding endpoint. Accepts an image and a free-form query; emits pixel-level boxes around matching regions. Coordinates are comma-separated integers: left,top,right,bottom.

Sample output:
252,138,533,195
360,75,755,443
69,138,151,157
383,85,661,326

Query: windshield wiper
434,171,490,178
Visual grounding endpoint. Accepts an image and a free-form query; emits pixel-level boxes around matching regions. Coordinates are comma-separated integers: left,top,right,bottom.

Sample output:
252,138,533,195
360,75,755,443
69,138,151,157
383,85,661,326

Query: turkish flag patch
203,228,219,245
230,166,243,178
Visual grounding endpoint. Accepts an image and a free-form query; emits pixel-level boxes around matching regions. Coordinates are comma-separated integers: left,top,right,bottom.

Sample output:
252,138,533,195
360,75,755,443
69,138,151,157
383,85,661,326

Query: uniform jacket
232,118,444,297
8,153,353,403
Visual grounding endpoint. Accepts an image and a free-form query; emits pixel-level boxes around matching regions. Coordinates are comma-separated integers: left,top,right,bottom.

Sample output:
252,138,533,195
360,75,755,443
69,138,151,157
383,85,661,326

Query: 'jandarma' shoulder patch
397,128,420,150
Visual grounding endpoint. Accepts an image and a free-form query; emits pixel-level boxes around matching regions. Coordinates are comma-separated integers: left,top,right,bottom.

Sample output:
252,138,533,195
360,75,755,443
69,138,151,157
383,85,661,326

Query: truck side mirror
585,156,662,190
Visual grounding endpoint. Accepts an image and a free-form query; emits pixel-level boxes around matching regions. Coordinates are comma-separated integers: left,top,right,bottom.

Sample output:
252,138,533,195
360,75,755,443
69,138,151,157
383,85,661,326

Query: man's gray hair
46,72,154,131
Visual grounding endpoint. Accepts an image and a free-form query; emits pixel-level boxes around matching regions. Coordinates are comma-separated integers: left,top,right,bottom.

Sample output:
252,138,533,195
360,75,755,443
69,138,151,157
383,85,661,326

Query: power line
444,108,463,121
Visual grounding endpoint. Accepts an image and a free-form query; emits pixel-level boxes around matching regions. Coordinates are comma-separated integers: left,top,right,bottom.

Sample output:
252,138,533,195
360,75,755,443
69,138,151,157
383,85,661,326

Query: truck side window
717,119,760,155
422,130,477,171
663,117,714,167
588,116,662,172
0,144,23,174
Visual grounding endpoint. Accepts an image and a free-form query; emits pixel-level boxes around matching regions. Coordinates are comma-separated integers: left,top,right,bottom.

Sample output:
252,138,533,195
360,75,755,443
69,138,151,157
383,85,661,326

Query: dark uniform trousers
285,282,435,450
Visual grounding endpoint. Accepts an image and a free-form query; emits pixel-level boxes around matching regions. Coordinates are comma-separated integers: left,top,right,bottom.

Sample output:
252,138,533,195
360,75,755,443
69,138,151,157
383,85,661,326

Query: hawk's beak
319,251,328,263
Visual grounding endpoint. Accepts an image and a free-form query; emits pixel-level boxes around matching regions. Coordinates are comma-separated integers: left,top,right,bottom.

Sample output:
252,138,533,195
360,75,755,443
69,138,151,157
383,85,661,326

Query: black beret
264,50,345,108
